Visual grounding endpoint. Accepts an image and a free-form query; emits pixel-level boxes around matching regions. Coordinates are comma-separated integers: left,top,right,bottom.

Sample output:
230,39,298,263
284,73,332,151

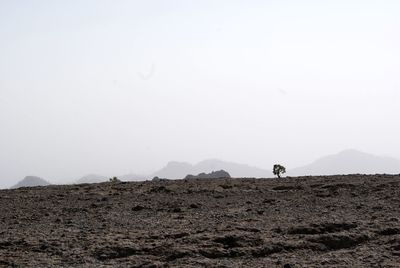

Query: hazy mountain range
11,150,400,188
288,149,400,176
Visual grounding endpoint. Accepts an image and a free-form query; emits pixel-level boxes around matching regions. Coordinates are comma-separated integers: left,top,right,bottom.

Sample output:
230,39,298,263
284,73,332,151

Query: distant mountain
76,174,108,184
151,161,194,179
11,176,51,189
289,149,400,176
152,159,270,179
195,159,270,178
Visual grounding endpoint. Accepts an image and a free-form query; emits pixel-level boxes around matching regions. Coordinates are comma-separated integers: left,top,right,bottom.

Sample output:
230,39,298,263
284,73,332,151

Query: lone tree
273,164,286,178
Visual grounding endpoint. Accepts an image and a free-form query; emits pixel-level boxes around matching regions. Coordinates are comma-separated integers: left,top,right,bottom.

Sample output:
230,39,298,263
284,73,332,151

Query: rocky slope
0,175,399,267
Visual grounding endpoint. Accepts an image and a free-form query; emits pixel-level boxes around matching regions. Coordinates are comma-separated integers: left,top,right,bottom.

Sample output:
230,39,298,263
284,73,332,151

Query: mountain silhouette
184,170,231,180
195,159,270,178
152,159,270,179
151,161,194,179
11,176,51,189
289,149,400,176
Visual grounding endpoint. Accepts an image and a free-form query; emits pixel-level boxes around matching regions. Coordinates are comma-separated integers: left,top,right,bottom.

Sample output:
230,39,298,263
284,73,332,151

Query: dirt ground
0,174,400,267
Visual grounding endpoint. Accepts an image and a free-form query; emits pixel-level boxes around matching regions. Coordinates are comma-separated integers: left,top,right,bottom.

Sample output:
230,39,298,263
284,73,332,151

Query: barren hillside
0,175,399,267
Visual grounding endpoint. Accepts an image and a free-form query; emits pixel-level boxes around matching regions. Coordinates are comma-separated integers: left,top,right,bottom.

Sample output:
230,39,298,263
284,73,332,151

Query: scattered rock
132,205,146,211
376,228,400,236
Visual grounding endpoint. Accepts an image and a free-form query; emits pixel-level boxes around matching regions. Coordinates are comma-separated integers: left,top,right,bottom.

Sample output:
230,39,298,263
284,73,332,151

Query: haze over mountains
9,150,400,188
289,150,400,176
119,150,400,179
151,159,270,179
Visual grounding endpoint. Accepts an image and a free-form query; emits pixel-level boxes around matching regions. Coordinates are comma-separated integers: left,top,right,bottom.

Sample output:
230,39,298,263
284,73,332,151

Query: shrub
109,176,120,182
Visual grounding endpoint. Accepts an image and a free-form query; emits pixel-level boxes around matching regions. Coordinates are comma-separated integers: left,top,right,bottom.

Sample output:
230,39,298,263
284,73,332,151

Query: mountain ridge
151,159,271,179
288,149,400,176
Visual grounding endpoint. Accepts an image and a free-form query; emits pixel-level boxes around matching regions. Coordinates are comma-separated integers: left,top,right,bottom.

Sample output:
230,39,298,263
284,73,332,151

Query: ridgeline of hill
1,174,400,267
11,176,50,189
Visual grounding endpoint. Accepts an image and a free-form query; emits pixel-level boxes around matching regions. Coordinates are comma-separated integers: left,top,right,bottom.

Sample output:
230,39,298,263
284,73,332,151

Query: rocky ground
0,175,400,267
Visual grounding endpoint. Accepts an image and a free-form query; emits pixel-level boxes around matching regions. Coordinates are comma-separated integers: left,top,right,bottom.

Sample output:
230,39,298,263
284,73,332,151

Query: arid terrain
1,175,400,267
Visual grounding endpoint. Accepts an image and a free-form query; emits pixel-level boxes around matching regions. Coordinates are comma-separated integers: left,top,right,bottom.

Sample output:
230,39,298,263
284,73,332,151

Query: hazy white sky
0,0,399,187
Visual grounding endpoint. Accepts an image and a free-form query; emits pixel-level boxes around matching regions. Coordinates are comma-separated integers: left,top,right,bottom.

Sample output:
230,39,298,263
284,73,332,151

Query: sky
0,0,399,187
